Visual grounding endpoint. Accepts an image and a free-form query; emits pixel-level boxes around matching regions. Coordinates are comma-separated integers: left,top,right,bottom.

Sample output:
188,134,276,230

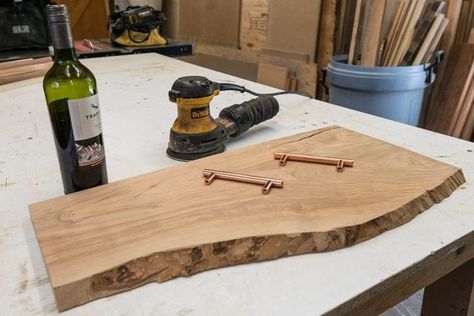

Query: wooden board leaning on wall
195,43,318,98
0,57,52,85
239,0,270,52
424,42,474,140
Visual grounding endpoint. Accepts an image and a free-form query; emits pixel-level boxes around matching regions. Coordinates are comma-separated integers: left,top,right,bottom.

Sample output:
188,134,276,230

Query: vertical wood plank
424,43,474,134
381,0,403,65
316,0,337,100
439,0,462,59
360,0,387,66
452,76,474,137
392,0,426,66
419,17,449,64
412,13,446,65
421,258,474,316
448,62,474,136
403,2,446,65
340,0,356,54
348,0,362,64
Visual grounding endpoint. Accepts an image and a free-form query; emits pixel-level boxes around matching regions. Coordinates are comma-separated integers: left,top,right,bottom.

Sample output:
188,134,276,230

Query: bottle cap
46,4,74,50
46,5,70,23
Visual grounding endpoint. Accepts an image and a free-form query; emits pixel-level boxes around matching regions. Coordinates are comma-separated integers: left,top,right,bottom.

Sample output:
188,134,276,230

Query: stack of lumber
424,43,474,140
454,0,474,44
423,0,474,141
0,57,52,85
347,0,450,67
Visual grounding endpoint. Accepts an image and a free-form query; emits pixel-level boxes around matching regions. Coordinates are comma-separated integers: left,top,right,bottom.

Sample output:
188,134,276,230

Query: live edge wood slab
29,126,465,311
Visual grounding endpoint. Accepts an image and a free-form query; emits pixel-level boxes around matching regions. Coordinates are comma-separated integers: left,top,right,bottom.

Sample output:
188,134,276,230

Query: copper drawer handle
203,169,283,194
274,152,354,172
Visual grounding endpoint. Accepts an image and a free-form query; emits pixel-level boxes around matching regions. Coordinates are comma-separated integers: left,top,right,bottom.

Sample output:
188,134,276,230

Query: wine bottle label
67,94,105,167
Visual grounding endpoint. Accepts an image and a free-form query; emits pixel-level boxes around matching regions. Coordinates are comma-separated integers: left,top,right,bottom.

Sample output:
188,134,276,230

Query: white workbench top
0,53,472,315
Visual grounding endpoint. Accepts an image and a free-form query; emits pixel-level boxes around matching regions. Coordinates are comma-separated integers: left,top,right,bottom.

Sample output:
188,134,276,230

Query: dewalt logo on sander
191,106,209,119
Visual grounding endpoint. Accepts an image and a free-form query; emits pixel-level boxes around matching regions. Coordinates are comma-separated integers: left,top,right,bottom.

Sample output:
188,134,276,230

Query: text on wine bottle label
68,94,102,141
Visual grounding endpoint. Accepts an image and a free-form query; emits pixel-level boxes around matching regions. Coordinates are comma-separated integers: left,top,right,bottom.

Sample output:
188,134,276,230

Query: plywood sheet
256,62,289,90
29,126,465,311
239,0,270,51
166,0,241,46
262,0,322,62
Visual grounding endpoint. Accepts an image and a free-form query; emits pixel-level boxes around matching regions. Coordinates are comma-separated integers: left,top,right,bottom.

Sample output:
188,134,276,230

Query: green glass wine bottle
43,4,108,194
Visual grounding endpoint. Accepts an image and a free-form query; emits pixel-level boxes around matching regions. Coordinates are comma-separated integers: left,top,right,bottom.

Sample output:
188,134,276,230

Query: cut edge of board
52,168,465,311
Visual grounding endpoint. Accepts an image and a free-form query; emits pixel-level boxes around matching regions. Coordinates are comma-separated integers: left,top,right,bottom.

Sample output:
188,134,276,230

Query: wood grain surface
0,60,53,85
392,0,426,66
317,0,336,99
348,0,363,64
381,0,404,66
425,43,474,134
385,0,410,66
452,74,474,138
412,13,446,65
404,2,446,65
262,0,322,62
419,17,449,64
460,89,474,140
439,0,462,59
29,126,465,311
360,0,387,66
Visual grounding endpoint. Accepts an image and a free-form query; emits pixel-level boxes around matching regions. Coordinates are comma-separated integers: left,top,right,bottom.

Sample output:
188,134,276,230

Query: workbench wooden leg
421,258,474,316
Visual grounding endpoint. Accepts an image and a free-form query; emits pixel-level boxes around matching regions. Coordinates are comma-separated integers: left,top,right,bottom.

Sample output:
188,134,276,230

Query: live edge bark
55,169,465,311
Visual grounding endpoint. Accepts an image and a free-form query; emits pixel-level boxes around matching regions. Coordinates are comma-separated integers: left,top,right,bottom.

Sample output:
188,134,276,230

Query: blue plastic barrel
326,55,439,126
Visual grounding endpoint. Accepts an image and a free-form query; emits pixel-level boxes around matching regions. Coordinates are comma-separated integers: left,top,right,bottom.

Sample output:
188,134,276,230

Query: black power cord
218,83,313,98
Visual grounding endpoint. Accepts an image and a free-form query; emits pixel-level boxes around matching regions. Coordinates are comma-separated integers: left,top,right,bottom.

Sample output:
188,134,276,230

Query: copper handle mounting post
202,169,284,194
274,152,354,172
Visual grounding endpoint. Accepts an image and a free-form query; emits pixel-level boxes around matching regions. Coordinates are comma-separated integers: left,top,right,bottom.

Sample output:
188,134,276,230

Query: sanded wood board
0,58,53,85
29,126,465,311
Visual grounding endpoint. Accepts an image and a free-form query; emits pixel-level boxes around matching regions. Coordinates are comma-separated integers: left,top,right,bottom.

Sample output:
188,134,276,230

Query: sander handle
218,95,279,137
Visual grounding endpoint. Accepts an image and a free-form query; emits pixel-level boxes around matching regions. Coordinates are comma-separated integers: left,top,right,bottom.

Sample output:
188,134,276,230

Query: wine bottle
43,5,107,194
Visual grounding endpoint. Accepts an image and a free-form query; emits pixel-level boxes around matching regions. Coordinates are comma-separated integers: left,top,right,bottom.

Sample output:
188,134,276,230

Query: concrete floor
382,291,424,316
